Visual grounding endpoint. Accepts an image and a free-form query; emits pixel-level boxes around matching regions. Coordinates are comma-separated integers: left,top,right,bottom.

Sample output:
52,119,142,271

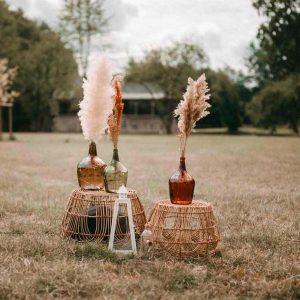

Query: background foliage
247,0,300,132
0,0,78,131
0,0,299,133
59,0,107,76
126,43,243,133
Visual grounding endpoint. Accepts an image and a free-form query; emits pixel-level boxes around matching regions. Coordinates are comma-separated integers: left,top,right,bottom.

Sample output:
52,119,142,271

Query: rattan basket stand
148,199,220,258
62,188,146,242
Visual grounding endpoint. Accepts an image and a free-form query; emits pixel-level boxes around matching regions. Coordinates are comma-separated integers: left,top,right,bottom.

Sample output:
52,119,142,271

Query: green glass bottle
104,149,128,193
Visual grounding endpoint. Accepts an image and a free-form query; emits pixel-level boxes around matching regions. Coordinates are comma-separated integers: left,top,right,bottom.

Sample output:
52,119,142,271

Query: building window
123,100,136,114
137,101,151,114
123,100,152,115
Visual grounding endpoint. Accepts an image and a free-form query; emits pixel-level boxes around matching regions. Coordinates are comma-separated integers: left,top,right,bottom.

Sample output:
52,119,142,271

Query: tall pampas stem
78,54,113,142
107,75,124,149
174,74,211,158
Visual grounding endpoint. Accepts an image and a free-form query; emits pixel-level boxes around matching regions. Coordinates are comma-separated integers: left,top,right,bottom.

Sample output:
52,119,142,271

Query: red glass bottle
169,156,195,205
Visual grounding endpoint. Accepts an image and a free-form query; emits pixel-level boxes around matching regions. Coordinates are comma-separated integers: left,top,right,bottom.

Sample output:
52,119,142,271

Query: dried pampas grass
107,75,124,149
78,54,114,142
0,59,19,104
174,74,211,157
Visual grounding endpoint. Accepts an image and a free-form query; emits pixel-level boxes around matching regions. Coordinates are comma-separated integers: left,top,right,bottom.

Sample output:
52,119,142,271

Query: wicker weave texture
62,189,146,242
149,200,220,258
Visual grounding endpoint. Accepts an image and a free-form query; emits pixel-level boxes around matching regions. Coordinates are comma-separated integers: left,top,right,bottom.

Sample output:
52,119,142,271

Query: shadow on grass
73,243,134,264
163,270,198,292
194,127,299,137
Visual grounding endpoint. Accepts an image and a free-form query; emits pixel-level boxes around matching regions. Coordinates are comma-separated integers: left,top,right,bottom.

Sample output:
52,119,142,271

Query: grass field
0,133,299,299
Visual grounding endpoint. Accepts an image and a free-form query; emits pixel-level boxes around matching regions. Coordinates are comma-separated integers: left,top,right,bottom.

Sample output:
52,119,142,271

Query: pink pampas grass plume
78,54,113,142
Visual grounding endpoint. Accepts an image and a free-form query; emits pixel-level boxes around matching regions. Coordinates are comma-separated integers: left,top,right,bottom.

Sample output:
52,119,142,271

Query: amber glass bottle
77,141,106,190
169,156,195,205
104,148,128,193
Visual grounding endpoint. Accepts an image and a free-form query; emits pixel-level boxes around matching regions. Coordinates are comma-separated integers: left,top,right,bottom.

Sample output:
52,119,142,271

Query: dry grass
0,133,299,299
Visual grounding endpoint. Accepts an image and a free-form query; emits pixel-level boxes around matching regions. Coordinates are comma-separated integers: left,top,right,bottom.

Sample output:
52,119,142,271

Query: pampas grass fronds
174,74,211,157
107,75,124,149
78,54,113,142
0,59,19,104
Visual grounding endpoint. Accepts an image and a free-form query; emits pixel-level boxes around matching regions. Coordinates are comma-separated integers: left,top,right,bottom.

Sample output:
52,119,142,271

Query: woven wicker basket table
148,200,220,258
62,188,147,242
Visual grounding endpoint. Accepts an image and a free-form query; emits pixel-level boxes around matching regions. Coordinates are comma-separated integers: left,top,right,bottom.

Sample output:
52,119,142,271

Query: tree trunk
290,120,299,134
0,106,2,140
9,106,13,139
164,118,172,134
270,126,276,135
227,126,239,134
156,99,177,134
160,114,173,134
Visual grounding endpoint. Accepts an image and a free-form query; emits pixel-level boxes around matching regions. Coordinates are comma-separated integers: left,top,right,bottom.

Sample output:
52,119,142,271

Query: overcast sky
6,0,262,72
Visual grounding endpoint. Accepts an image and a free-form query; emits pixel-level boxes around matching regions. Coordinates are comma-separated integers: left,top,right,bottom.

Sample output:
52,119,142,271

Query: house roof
123,82,165,100
54,80,165,101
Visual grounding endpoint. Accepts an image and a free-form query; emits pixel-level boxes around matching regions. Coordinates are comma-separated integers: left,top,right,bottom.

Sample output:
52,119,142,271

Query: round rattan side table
148,200,220,258
62,188,147,242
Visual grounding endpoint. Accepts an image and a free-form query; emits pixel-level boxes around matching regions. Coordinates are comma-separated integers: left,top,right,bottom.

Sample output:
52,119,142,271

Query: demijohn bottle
77,141,106,190
139,223,154,257
104,148,128,193
169,156,195,205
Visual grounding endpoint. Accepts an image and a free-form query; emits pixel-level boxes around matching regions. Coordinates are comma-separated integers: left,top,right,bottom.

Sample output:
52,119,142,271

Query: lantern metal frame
108,186,137,255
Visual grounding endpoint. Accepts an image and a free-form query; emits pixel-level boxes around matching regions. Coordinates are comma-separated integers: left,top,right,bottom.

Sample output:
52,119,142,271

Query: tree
205,70,241,133
247,0,300,133
19,31,79,130
126,42,208,133
247,74,300,133
59,0,107,76
249,0,300,83
0,0,78,131
0,59,19,105
0,58,19,140
235,74,255,125
126,42,243,133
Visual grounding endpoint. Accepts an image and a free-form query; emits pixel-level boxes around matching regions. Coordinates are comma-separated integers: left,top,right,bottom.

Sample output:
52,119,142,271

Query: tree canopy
0,0,79,131
249,0,300,83
248,74,300,133
59,0,107,76
247,0,300,133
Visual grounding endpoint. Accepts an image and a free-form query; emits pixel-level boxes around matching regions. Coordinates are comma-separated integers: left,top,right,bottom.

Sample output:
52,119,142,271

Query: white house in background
53,82,175,134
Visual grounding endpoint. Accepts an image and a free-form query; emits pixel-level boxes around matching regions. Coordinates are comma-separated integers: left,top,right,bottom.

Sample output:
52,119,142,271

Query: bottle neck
179,156,186,171
112,148,120,161
88,141,97,157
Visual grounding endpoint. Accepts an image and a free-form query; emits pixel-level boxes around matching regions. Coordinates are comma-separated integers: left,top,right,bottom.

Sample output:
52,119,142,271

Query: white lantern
108,185,137,255
118,185,129,200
